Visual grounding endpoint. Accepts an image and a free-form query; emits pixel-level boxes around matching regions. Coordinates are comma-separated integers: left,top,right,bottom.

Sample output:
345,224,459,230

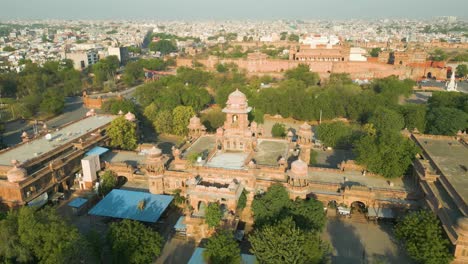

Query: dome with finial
147,146,162,158
7,160,28,183
289,158,309,178
118,110,124,115
227,89,247,105
188,116,204,130
223,89,252,114
299,122,311,131
125,112,136,122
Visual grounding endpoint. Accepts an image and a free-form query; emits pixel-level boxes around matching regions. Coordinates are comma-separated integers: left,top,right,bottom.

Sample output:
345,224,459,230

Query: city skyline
1,0,467,20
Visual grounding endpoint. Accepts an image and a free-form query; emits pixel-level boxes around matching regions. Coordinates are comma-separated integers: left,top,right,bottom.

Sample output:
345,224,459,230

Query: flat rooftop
206,151,248,170
0,115,115,166
101,151,146,167
309,169,409,192
183,136,216,158
88,189,173,223
414,135,468,204
253,139,289,166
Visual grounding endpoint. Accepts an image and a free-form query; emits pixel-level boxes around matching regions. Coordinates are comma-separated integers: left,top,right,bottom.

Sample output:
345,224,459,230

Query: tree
395,210,453,264
108,220,164,264
172,189,186,206
426,107,468,135
400,104,426,132
0,212,33,263
101,99,137,115
201,108,226,131
149,40,177,55
354,132,418,178
271,123,286,138
107,116,138,150
456,64,467,78
369,48,382,57
122,61,143,86
249,218,329,264
203,231,241,264
172,106,195,136
284,64,319,86
143,103,159,122
252,184,291,227
315,121,356,148
39,89,65,115
205,203,223,228
290,198,326,232
237,189,248,210
368,107,404,134
11,207,93,264
288,34,299,42
429,49,447,62
3,46,15,52
99,170,118,196
153,110,173,134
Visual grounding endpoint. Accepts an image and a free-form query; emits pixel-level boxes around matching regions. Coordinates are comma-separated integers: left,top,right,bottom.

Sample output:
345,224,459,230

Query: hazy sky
1,0,467,20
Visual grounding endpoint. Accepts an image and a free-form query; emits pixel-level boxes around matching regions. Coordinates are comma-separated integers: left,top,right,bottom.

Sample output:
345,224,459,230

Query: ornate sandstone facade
105,90,419,240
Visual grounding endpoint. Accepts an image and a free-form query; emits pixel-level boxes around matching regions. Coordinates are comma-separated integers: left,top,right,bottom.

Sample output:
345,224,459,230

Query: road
2,85,139,146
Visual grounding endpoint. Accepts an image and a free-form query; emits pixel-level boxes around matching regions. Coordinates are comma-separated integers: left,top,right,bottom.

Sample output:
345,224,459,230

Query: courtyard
324,216,412,264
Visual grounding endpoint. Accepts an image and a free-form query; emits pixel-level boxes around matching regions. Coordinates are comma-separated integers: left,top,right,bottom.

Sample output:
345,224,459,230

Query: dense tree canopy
395,210,453,264
354,132,418,178
249,218,329,264
107,116,138,150
149,40,177,55
456,64,467,78
315,121,360,148
251,184,326,231
0,60,83,120
284,64,319,86
426,107,468,135
368,107,405,134
101,99,138,115
205,203,223,228
92,55,120,88
0,207,93,264
201,107,226,131
172,106,196,136
203,231,241,264
108,220,164,264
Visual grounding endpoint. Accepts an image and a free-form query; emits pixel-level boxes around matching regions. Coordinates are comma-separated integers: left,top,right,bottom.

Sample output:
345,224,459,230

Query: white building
67,50,100,70
349,47,368,62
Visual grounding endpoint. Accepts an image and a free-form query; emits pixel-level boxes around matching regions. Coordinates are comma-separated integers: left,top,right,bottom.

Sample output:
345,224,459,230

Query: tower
220,89,253,152
446,71,458,92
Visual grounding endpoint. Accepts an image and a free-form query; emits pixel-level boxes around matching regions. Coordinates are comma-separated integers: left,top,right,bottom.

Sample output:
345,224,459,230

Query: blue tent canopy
85,146,109,156
88,189,173,223
68,197,88,208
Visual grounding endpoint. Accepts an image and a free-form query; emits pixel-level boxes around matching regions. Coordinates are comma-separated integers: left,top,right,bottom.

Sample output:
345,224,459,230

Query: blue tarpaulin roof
188,248,256,264
68,197,88,208
88,189,173,223
85,146,109,156
174,216,186,230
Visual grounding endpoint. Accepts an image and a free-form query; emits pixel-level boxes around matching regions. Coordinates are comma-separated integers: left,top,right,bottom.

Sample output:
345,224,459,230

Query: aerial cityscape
0,1,467,263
